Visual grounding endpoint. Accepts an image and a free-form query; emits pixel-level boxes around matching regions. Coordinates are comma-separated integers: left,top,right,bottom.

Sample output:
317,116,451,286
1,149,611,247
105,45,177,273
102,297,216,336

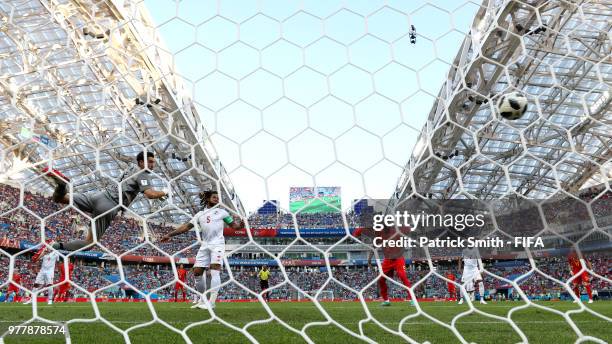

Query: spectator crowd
0,183,610,302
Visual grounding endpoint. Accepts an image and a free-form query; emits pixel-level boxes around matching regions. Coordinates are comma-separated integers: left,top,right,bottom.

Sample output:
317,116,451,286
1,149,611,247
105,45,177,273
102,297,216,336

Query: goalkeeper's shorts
72,191,120,240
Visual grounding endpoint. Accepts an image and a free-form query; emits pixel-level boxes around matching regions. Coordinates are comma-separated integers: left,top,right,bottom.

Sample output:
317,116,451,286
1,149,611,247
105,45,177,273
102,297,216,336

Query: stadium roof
0,0,609,226
393,0,611,203
0,0,245,221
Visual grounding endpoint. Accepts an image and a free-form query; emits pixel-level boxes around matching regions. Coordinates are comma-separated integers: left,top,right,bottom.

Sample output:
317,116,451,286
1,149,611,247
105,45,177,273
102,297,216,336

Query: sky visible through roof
143,0,480,213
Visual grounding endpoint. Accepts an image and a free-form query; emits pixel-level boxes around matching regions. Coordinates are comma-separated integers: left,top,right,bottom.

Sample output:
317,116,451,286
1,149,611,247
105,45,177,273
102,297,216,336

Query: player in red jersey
5,272,22,302
54,260,74,302
446,271,457,301
174,264,188,302
355,226,413,306
568,250,593,304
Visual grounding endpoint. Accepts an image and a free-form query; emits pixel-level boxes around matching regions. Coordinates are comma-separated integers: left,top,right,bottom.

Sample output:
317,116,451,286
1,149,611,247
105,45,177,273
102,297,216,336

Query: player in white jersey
161,190,241,310
24,245,60,305
458,247,487,305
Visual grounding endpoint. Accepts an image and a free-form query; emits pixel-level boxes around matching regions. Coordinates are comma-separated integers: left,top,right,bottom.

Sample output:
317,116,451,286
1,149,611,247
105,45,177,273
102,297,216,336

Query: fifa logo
515,237,544,248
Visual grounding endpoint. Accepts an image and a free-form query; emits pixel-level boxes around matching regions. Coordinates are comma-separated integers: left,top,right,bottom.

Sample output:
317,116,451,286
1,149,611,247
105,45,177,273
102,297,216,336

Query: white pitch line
0,320,604,325
0,302,606,310
2,302,606,306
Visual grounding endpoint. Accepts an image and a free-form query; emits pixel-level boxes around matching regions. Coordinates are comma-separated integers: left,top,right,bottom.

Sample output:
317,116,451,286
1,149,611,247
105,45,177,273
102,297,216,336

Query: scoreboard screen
289,187,341,213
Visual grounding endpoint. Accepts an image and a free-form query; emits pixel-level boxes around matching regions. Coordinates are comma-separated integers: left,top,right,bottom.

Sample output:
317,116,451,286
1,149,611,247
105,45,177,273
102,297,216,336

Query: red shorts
58,282,71,293
571,271,590,284
381,258,405,276
447,283,456,293
174,282,185,290
7,284,19,293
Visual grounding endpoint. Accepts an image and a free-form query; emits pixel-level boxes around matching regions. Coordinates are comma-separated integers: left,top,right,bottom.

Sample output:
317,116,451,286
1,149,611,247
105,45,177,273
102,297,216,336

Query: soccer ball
496,91,528,120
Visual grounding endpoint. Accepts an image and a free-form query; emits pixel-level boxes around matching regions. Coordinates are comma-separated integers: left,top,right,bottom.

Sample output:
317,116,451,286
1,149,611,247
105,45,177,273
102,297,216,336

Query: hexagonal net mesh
0,0,610,343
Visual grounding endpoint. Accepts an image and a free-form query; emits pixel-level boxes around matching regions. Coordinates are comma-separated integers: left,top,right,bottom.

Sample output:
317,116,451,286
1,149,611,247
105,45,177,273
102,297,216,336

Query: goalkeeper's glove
160,187,171,200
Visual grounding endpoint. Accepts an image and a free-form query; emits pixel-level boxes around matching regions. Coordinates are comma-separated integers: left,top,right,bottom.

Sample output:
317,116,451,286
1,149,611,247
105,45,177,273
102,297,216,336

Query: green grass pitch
289,196,340,213
0,301,610,343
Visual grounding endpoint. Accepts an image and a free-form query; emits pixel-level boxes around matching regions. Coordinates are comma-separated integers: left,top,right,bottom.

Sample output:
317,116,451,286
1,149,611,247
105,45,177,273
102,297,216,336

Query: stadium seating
1,183,610,302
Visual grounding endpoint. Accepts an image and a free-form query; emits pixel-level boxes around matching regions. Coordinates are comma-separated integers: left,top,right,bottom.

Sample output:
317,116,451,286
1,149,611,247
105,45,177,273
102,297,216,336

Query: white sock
196,274,207,302
478,282,485,300
209,269,221,306
47,287,53,302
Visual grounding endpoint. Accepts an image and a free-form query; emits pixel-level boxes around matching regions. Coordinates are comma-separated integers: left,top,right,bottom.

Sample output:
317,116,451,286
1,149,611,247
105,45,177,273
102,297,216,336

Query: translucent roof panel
0,0,244,222
394,0,611,201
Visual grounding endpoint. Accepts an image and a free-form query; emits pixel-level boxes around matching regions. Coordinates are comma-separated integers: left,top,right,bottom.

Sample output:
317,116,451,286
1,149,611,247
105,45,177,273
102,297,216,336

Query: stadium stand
1,183,610,303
